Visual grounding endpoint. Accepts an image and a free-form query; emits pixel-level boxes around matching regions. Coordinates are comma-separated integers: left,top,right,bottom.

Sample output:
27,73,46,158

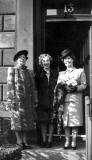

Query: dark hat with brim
13,50,28,61
60,49,73,59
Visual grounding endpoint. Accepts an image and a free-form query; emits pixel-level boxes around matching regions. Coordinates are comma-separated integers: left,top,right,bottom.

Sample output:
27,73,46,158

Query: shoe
72,146,77,150
64,145,70,149
22,143,32,149
64,138,70,149
16,143,23,149
41,142,47,147
46,142,52,148
71,141,77,150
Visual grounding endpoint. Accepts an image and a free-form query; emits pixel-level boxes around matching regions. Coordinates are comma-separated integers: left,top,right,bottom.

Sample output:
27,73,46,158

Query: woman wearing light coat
57,49,86,149
7,50,37,149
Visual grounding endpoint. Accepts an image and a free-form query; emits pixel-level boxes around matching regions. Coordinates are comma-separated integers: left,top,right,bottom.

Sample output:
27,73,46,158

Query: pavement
0,129,86,160
20,137,86,160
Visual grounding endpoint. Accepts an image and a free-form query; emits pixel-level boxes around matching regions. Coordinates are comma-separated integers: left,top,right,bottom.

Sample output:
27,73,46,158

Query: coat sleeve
57,71,65,84
77,69,87,92
6,67,16,110
7,67,15,101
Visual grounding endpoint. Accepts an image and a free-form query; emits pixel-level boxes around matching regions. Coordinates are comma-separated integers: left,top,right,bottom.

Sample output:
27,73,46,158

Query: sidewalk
0,130,86,160
20,137,86,160
20,145,86,160
0,137,86,160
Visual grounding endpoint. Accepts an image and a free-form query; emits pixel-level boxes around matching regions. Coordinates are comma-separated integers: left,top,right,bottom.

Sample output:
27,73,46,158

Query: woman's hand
65,85,77,93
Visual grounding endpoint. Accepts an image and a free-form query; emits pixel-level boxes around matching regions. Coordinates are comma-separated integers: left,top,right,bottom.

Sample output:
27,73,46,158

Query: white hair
38,54,53,67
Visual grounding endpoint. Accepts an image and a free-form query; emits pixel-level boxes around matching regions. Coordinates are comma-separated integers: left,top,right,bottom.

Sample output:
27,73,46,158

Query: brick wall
0,0,16,102
0,0,35,144
0,0,16,139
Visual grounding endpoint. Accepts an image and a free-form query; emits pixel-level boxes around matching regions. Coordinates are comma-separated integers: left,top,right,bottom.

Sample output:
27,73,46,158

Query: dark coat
35,68,58,122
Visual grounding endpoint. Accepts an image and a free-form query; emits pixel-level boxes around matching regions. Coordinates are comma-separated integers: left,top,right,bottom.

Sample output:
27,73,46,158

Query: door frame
85,25,92,160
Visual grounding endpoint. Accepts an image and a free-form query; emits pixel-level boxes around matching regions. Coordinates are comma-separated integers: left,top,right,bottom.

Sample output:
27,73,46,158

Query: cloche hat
13,50,28,61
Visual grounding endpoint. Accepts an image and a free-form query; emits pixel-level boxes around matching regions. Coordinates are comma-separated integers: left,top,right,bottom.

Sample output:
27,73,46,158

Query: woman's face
17,55,27,67
42,57,50,70
63,55,74,68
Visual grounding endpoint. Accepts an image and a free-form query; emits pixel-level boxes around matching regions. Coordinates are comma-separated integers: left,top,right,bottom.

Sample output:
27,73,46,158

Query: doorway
45,21,90,139
34,0,92,158
45,21,90,71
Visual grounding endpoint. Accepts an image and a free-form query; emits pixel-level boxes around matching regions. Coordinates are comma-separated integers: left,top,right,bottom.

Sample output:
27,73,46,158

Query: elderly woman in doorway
35,53,58,148
57,49,86,149
7,50,37,149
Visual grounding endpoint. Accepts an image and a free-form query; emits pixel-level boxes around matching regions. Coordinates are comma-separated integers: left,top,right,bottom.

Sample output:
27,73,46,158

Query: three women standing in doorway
7,49,86,150
57,49,86,149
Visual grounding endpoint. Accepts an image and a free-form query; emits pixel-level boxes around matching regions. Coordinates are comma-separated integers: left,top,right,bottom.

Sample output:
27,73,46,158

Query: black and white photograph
0,0,92,159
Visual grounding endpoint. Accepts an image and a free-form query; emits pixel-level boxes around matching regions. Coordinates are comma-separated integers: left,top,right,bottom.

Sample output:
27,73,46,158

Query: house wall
0,0,33,103
0,0,16,102
0,0,34,141
17,0,33,69
0,0,16,139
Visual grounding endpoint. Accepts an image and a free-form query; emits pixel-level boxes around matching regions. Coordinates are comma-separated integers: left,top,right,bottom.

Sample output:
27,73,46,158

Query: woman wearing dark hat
7,50,37,149
35,53,58,148
57,49,86,149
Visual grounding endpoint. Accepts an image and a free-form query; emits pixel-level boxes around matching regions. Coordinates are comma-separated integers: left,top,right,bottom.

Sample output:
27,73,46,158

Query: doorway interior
45,21,90,137
45,21,90,71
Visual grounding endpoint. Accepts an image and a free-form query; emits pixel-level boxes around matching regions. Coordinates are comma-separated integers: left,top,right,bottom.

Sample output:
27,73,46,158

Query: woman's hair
38,53,53,67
